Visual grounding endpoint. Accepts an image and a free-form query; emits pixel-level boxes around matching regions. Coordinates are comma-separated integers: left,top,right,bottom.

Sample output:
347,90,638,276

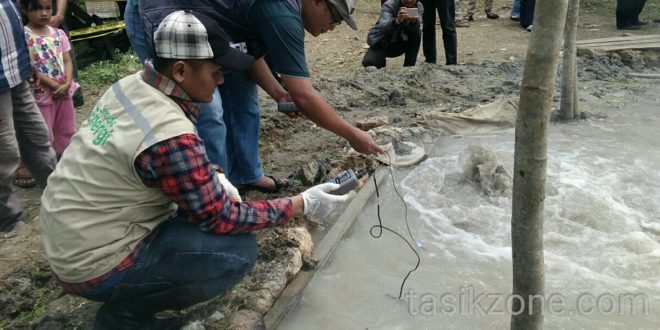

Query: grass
78,50,142,93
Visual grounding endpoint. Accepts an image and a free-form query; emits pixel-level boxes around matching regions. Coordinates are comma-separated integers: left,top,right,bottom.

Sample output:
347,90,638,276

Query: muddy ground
2,0,660,328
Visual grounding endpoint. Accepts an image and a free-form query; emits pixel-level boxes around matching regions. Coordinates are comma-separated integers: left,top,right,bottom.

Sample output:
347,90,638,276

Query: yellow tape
70,20,125,39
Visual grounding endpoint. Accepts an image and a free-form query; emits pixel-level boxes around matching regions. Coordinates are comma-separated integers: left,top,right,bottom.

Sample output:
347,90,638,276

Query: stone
227,310,265,330
355,116,392,131
284,227,313,258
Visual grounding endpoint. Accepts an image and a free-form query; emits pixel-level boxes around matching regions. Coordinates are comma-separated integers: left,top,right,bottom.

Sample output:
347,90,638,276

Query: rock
245,289,275,315
298,161,318,186
284,227,313,259
296,160,332,185
182,320,206,330
355,116,392,131
227,310,265,330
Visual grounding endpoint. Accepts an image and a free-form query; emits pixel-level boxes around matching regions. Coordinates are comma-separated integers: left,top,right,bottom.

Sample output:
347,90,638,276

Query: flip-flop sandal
238,175,288,194
13,167,36,188
487,12,500,19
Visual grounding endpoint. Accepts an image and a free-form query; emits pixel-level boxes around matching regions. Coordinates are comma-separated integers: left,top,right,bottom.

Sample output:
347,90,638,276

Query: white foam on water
281,88,660,329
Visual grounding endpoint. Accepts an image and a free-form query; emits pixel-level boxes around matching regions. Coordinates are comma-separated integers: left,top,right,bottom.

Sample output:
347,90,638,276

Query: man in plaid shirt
39,11,353,329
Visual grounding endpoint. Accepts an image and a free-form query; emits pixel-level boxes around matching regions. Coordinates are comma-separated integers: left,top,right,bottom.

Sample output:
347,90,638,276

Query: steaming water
280,86,660,329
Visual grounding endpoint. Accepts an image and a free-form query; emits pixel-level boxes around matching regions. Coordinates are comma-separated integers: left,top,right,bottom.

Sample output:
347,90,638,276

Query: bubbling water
281,88,660,329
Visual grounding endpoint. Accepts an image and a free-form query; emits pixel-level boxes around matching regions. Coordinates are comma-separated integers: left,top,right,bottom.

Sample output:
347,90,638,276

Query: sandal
238,175,288,194
487,12,500,19
13,165,36,188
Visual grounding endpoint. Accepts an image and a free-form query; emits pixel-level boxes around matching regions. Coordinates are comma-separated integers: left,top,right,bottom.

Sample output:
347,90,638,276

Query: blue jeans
124,0,150,64
220,70,263,184
124,3,229,169
510,0,522,17
80,219,257,323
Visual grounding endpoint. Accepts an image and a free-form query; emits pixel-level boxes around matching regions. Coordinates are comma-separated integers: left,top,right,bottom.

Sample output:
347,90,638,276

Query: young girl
21,0,78,156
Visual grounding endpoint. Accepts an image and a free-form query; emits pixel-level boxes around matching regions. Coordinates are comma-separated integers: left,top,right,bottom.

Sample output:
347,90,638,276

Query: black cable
386,153,414,244
369,170,421,300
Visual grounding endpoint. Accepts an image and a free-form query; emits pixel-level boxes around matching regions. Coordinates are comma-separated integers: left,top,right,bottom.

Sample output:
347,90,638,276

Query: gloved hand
217,173,242,203
301,183,356,219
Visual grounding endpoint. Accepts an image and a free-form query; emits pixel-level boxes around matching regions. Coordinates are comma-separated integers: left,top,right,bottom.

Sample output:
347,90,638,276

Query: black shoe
617,24,644,30
634,20,649,25
0,216,24,233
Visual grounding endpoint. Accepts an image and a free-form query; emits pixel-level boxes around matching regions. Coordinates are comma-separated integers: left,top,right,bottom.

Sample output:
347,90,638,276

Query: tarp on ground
418,99,518,135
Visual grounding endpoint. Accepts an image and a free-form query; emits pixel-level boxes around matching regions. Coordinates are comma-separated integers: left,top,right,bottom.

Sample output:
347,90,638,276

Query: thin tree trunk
510,1,569,329
560,0,581,119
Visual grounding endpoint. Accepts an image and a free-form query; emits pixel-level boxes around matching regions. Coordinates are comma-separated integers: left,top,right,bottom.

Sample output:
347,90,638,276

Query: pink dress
24,25,78,154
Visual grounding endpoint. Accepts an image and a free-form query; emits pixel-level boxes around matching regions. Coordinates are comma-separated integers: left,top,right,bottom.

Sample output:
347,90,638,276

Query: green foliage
78,50,142,88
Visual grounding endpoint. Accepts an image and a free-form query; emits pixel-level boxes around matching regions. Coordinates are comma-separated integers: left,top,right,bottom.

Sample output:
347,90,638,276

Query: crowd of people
0,0,655,328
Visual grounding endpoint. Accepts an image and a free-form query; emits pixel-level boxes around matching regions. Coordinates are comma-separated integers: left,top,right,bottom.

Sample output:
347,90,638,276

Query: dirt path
2,0,660,328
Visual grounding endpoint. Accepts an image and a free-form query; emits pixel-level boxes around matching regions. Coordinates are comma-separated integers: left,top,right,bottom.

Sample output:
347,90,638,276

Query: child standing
21,0,78,157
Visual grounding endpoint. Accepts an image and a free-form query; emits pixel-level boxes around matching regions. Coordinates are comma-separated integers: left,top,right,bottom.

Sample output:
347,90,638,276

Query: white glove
216,173,242,203
301,182,356,219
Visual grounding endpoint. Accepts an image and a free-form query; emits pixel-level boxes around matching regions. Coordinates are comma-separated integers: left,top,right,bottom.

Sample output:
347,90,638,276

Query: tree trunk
560,0,581,119
510,1,569,329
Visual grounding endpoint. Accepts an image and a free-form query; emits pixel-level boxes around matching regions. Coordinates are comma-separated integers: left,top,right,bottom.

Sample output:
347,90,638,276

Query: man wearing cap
39,10,354,329
139,0,383,194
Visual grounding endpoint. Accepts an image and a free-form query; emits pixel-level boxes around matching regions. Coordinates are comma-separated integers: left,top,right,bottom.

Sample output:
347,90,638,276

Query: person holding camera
363,0,423,69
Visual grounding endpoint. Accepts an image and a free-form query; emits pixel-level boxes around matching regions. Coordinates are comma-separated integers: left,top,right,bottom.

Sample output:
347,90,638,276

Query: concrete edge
264,167,388,329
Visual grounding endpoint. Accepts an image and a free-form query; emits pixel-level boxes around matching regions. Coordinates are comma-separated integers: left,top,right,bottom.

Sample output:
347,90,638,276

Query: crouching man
363,0,423,69
39,11,352,329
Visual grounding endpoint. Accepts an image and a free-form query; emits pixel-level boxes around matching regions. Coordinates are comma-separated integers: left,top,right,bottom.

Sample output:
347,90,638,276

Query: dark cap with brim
154,10,254,71
328,0,358,30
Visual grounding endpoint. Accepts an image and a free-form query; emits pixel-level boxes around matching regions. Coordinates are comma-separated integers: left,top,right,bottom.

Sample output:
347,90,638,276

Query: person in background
363,0,423,69
20,0,79,158
0,0,57,232
39,10,354,328
50,0,83,107
125,0,230,185
124,0,150,62
616,0,647,30
455,0,470,28
463,0,499,21
138,0,383,194
422,0,458,65
509,0,521,21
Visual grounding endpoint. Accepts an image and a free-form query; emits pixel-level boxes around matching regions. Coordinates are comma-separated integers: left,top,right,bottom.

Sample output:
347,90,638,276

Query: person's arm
248,57,290,103
52,50,72,98
36,71,61,90
378,0,399,32
50,0,67,27
282,76,383,154
249,1,382,154
135,134,300,234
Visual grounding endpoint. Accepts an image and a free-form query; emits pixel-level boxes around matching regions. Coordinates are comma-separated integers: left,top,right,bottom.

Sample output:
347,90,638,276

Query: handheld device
277,102,300,113
406,7,418,18
327,169,360,195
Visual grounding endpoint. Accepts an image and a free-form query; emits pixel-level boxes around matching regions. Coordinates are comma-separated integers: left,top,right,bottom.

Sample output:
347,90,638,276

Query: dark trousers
422,0,457,65
616,0,647,28
80,219,257,328
362,30,421,69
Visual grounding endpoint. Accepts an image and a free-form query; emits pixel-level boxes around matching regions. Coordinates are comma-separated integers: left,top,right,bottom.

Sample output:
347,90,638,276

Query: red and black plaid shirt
58,61,293,294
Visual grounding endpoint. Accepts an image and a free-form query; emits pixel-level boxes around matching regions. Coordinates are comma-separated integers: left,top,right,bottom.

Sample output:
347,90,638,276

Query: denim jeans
220,70,263,185
124,0,150,64
80,218,257,319
510,0,522,17
124,4,229,169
